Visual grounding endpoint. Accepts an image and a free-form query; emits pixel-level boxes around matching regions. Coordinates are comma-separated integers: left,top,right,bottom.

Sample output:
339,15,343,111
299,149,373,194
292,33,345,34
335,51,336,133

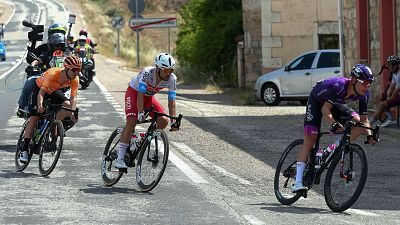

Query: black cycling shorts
28,84,68,116
304,95,359,135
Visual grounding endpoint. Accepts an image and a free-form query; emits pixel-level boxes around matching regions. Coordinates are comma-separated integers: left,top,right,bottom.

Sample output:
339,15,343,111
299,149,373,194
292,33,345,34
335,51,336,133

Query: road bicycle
15,102,78,176
274,120,380,212
101,107,183,192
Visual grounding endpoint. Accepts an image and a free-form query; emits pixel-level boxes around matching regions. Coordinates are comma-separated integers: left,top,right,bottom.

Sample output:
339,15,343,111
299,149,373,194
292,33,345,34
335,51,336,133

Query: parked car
254,49,342,106
0,42,6,61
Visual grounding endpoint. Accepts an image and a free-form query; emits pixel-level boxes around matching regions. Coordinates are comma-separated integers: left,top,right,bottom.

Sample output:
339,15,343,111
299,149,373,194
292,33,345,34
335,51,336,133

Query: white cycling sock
295,162,306,183
117,142,129,160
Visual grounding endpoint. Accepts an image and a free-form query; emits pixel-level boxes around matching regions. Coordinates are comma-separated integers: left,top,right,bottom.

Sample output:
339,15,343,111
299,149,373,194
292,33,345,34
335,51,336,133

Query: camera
22,20,44,42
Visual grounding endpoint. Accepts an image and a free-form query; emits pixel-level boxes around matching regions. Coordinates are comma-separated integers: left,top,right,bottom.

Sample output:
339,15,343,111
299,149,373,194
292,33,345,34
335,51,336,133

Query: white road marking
171,141,251,185
243,215,265,225
0,0,41,79
168,149,209,184
346,209,380,217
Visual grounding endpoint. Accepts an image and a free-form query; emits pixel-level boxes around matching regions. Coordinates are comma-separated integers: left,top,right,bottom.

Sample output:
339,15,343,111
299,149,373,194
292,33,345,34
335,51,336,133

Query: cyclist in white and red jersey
115,53,179,169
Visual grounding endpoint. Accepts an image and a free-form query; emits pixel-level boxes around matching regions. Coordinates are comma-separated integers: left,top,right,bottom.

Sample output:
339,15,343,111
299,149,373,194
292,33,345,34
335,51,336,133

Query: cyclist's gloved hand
330,121,343,133
137,111,146,122
170,121,179,131
366,135,377,145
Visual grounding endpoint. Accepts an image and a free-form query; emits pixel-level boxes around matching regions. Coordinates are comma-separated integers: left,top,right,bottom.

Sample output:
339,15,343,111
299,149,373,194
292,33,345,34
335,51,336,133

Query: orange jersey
36,67,79,97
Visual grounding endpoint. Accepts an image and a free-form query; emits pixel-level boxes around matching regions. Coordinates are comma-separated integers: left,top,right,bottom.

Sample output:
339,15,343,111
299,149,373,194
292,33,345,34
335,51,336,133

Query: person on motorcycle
26,23,68,65
74,29,96,48
19,55,81,163
74,35,95,82
30,32,68,69
74,29,96,76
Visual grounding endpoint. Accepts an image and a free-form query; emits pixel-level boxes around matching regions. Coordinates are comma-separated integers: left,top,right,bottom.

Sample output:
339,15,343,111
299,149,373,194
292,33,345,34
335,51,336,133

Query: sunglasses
357,79,371,87
161,68,174,73
70,68,80,73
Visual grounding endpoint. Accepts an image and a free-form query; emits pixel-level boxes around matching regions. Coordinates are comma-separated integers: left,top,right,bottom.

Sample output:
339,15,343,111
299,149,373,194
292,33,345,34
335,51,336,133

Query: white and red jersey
129,66,177,100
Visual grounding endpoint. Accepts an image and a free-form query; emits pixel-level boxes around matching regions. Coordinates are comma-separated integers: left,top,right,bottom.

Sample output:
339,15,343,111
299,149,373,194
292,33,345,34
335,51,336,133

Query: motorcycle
74,44,97,89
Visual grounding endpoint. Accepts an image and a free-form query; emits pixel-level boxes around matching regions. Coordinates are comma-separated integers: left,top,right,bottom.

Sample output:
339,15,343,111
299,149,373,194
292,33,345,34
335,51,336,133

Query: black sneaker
16,108,24,118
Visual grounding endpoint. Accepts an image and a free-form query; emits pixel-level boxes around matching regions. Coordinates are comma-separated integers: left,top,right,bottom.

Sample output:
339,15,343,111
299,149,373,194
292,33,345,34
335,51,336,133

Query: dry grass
77,0,178,68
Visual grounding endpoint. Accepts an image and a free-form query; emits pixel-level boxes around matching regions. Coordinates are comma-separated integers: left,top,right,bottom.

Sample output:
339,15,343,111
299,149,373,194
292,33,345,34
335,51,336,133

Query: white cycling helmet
154,53,176,69
79,35,86,41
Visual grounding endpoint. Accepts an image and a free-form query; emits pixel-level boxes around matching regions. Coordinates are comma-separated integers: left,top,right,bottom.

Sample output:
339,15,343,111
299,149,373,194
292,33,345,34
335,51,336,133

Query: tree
176,0,243,86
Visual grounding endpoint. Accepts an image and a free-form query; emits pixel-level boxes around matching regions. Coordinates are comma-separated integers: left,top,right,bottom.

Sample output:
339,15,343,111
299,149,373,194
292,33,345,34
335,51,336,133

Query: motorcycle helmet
48,33,66,51
48,23,67,36
79,29,88,37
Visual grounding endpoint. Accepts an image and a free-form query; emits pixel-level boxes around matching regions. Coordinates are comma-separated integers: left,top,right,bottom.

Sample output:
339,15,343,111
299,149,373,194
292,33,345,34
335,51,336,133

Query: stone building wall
242,0,338,87
342,0,399,103
242,0,263,87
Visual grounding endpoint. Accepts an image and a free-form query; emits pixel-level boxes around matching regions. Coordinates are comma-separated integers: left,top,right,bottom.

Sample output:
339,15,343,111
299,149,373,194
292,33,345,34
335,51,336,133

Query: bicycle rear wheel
136,130,169,192
324,143,368,212
274,139,303,205
101,126,123,186
38,120,64,176
15,120,31,172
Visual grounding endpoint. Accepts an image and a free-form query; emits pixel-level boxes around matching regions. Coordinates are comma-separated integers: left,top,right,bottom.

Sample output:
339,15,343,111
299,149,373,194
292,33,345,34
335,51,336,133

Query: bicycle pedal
297,189,308,198
118,168,128,173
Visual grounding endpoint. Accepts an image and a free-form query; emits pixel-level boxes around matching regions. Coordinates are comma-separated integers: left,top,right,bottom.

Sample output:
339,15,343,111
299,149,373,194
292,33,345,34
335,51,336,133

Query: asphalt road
0,0,400,224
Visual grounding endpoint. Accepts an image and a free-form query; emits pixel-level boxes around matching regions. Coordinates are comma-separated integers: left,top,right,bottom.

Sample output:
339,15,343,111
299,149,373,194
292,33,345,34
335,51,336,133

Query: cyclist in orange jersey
19,55,81,163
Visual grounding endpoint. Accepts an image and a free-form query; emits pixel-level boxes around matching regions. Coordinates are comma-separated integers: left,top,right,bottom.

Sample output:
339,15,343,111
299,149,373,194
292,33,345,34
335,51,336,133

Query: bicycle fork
339,150,353,184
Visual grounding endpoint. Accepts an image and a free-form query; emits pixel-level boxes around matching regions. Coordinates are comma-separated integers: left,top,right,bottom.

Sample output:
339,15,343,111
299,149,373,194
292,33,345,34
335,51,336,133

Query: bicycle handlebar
344,120,380,144
45,103,79,119
142,106,183,131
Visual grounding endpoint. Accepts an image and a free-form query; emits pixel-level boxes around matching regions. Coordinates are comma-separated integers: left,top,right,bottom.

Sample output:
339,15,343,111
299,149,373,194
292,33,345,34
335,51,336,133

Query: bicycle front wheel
324,143,368,212
15,120,31,172
38,120,64,176
274,139,303,205
136,130,169,192
101,126,123,186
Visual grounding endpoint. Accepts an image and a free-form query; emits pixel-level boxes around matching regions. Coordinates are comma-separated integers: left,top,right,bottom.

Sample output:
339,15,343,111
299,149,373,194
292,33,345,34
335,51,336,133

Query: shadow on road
251,202,336,215
0,144,17,153
0,169,40,178
80,183,153,196
183,114,400,211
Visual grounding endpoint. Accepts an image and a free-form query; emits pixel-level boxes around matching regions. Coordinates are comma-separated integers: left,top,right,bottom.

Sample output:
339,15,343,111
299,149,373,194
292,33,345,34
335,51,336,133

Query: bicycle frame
124,108,183,167
304,121,379,189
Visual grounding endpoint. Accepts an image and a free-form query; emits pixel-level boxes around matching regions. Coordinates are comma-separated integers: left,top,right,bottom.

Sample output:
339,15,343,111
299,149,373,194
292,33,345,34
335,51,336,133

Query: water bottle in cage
314,139,340,169
130,130,145,150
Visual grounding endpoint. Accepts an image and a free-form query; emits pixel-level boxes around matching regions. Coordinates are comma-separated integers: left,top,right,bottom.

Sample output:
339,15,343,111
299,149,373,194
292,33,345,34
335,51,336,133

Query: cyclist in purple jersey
292,64,377,193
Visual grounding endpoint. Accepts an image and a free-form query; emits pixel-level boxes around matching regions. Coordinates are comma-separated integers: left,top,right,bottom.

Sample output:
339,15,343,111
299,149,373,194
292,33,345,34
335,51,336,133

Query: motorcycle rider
74,29,96,76
26,23,68,65
74,34,95,84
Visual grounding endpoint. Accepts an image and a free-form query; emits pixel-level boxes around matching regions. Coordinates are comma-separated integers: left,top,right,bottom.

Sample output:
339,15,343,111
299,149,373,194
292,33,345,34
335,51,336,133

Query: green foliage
176,0,243,86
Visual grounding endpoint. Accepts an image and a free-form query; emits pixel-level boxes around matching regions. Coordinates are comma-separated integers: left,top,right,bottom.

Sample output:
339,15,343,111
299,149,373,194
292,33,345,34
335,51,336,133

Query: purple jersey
311,77,369,115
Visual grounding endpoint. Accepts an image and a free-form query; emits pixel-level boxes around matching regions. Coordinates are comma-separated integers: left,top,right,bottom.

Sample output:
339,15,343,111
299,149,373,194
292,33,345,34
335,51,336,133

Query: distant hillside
145,0,188,12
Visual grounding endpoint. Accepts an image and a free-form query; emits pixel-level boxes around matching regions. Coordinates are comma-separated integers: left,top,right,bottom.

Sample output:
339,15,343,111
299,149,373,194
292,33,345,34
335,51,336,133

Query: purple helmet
350,64,374,82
